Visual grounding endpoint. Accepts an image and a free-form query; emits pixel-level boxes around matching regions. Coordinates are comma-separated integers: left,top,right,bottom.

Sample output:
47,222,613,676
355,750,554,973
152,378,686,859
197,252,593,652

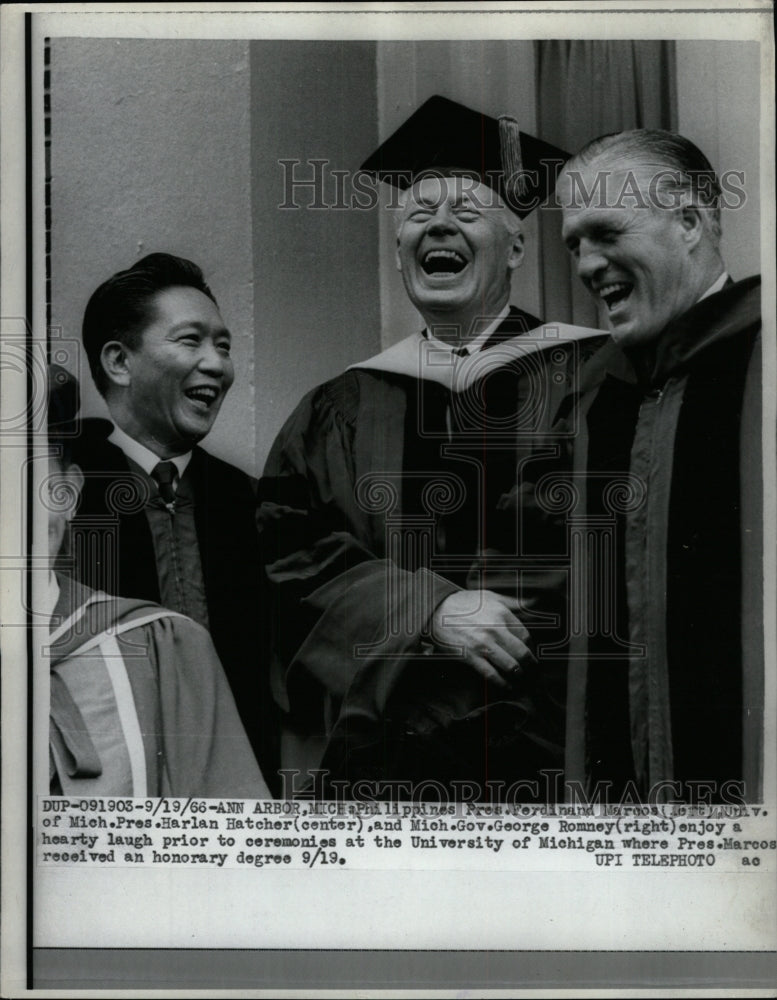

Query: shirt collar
698,271,729,303
108,423,192,479
424,304,511,356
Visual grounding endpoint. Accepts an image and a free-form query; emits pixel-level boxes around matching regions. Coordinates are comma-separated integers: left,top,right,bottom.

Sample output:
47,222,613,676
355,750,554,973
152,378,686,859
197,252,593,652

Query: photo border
2,3,775,996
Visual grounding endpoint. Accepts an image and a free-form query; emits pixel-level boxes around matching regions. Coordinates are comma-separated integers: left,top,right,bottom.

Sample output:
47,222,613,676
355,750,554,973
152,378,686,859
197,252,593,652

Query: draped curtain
535,41,678,327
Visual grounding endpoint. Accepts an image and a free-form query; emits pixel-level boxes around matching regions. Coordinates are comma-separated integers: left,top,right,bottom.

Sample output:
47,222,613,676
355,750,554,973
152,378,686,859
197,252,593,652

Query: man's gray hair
564,128,723,243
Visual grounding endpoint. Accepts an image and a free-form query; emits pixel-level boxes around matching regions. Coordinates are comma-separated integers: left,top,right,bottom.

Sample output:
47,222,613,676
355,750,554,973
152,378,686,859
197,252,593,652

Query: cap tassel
498,115,526,205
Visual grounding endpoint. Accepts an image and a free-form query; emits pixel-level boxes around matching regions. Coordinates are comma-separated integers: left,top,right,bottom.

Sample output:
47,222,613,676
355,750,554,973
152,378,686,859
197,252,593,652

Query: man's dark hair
48,364,80,466
82,252,218,397
564,128,723,241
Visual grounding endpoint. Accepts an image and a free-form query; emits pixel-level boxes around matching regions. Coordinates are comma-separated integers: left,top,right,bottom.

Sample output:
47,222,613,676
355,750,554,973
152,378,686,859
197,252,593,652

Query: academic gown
494,276,763,803
49,575,270,798
259,307,606,798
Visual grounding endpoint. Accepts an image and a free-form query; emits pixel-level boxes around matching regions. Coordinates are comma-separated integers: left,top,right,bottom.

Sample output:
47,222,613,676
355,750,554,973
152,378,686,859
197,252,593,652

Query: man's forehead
560,201,631,239
146,285,225,325
559,154,666,211
403,174,506,210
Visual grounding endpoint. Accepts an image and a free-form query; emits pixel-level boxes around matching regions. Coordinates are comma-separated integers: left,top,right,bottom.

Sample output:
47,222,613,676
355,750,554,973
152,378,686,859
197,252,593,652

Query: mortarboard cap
360,94,569,219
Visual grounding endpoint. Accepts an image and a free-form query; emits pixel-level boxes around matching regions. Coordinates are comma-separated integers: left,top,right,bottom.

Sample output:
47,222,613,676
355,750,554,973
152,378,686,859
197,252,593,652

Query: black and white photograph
1,2,775,995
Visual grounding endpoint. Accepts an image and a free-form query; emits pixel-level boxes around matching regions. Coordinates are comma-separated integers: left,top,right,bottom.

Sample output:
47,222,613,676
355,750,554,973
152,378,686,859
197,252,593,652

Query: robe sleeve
147,616,271,799
466,339,614,651
258,377,459,762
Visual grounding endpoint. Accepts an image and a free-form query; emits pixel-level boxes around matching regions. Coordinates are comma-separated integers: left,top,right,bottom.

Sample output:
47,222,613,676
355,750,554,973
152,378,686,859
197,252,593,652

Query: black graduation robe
259,307,606,798
483,277,763,803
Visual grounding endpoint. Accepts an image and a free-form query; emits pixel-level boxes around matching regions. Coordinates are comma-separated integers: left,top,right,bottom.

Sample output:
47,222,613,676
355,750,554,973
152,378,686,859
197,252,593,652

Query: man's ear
63,463,84,517
395,238,403,272
100,341,132,388
677,199,705,250
507,229,525,271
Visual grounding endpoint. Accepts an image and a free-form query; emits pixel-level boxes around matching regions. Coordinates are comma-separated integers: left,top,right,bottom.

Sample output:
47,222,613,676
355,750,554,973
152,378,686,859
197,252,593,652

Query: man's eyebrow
562,215,621,239
587,219,623,237
406,193,480,212
452,195,481,210
169,320,232,340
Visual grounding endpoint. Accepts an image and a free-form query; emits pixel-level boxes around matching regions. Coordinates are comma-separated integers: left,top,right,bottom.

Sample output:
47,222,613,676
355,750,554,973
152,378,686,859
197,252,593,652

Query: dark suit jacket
70,419,278,791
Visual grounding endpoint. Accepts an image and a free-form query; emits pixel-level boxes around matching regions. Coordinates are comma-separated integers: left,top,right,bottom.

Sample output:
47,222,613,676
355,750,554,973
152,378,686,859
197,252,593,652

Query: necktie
151,461,177,507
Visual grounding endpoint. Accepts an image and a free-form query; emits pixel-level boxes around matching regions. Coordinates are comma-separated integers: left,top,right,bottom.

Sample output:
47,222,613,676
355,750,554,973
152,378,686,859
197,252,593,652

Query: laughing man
259,97,602,798
554,129,763,801
71,253,276,788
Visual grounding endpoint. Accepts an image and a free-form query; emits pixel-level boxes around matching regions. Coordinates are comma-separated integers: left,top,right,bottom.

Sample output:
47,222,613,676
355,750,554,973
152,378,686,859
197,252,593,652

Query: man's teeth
185,387,219,405
422,249,466,274
599,283,632,309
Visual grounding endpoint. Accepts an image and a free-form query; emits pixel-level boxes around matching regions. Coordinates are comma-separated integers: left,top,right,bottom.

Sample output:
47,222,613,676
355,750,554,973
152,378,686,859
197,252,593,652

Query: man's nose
576,239,608,279
197,340,229,377
426,206,457,234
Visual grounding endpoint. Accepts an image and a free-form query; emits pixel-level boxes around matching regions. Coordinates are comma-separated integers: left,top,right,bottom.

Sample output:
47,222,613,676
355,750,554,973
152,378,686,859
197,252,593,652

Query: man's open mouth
421,249,467,275
184,386,219,408
598,282,633,312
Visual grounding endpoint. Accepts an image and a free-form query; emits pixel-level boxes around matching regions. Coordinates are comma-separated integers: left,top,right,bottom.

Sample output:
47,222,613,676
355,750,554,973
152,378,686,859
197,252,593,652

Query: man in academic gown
544,129,763,803
259,96,604,799
69,254,278,791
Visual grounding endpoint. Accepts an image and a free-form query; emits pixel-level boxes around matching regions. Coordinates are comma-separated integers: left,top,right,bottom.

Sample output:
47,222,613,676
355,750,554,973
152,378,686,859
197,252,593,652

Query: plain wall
249,41,380,469
50,38,256,474
677,40,761,281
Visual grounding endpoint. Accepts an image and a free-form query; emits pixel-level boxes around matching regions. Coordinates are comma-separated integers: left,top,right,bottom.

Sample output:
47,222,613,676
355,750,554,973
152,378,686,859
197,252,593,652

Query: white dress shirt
698,271,730,303
425,304,512,356
108,424,191,483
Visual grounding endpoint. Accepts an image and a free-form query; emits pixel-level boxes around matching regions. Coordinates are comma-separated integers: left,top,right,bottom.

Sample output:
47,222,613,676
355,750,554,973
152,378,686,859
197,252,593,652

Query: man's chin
608,320,659,349
410,283,473,314
173,419,212,450
608,323,635,346
178,402,221,439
